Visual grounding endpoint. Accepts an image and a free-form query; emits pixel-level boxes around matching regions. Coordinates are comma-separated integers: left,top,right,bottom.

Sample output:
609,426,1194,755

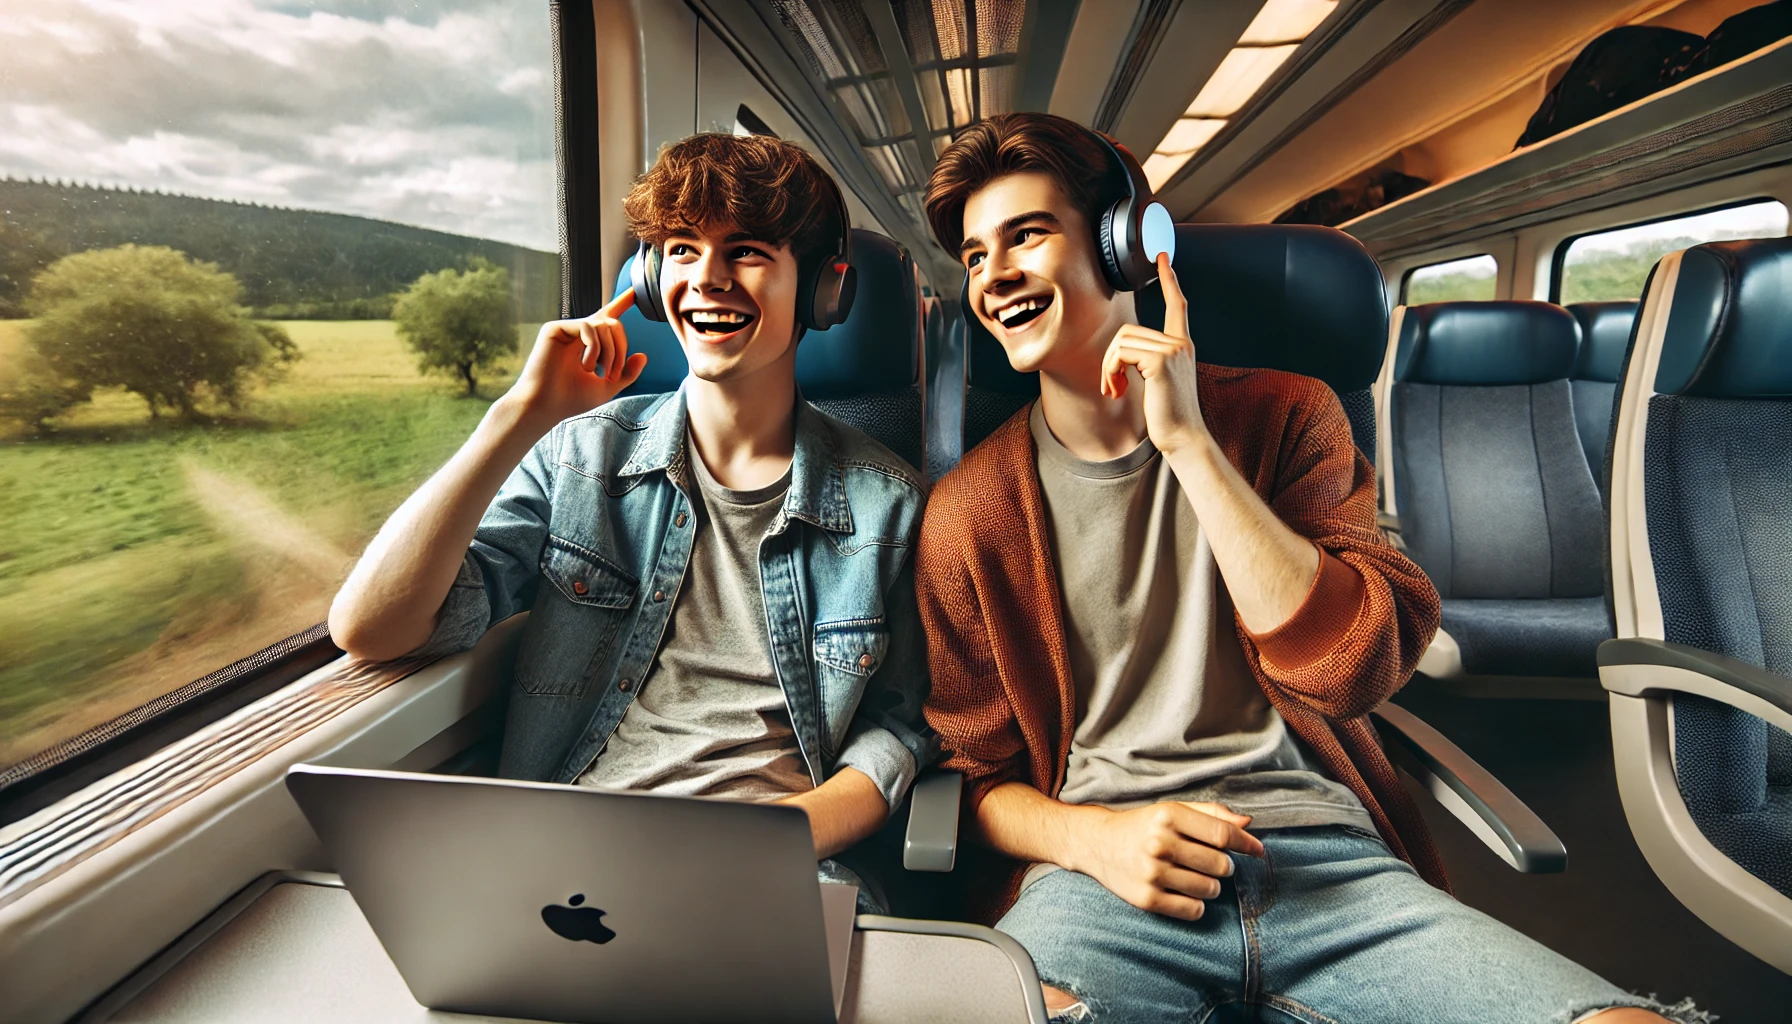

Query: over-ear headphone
1089,131,1176,292
629,176,858,332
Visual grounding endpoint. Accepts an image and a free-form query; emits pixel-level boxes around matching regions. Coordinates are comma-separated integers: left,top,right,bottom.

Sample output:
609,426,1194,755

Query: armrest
1375,512,1408,553
1370,703,1567,873
1600,638,1792,730
903,770,961,872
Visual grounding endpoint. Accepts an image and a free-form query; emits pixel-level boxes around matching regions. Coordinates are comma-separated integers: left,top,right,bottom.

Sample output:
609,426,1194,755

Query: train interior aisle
3,1,1792,1022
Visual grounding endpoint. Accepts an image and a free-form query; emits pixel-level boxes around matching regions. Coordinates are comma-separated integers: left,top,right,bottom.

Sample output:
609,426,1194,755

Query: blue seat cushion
1439,597,1611,677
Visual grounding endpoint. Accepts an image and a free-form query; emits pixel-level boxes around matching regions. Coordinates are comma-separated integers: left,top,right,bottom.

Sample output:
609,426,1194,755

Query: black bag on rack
1667,0,1792,82
1515,26,1703,148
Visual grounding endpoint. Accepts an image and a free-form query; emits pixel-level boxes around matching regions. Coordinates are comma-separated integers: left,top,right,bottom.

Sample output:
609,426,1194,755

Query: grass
0,320,531,769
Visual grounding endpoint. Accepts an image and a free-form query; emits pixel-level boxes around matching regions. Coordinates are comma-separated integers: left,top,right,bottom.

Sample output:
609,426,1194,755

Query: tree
0,215,61,318
20,245,297,420
393,259,517,396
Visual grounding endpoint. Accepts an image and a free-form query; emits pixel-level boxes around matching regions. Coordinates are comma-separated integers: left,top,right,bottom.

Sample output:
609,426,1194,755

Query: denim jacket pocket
516,537,638,698
812,619,889,757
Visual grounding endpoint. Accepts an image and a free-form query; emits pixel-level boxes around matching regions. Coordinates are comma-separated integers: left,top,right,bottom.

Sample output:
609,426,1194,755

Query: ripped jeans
996,826,1701,1024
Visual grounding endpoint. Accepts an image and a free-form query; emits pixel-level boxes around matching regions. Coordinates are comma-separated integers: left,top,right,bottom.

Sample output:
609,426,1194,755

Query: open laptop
286,764,856,1024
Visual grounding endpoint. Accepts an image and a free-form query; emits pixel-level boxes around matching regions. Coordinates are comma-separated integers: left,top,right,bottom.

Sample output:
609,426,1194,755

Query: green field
0,320,529,769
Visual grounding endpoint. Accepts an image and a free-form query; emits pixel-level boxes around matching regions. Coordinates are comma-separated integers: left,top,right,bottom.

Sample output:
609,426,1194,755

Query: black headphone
629,177,858,332
1090,131,1176,292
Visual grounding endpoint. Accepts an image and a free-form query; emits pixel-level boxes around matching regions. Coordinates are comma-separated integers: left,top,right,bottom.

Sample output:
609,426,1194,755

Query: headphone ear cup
1098,197,1134,291
800,257,857,331
630,242,668,322
1103,194,1146,290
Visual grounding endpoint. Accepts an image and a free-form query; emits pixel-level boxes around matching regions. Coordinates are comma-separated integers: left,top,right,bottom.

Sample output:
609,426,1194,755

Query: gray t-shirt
1029,403,1370,882
575,446,813,800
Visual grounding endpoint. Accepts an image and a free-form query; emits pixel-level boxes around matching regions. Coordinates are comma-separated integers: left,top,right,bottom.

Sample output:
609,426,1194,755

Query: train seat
1388,301,1610,680
1566,299,1640,495
1601,238,1792,973
957,222,1568,875
616,228,928,474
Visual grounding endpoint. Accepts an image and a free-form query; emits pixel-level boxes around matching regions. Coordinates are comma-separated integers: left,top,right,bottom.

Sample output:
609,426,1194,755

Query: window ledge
0,617,523,1024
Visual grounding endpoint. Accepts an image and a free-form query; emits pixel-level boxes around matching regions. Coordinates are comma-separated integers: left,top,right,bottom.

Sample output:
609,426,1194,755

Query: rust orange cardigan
916,364,1447,922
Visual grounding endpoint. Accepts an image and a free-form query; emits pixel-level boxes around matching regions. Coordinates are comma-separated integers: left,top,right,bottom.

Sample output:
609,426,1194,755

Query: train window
0,3,558,782
1401,254,1497,305
1554,200,1789,304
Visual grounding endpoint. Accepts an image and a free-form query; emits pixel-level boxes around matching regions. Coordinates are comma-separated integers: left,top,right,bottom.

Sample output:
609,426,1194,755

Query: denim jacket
422,387,935,811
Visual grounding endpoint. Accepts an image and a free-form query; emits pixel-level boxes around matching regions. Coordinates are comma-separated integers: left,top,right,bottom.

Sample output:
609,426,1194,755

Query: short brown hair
624,133,845,270
924,113,1130,257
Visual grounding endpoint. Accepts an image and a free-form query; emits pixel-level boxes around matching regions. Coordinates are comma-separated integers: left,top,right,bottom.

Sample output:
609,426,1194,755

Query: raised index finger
1155,251,1188,340
598,286,636,320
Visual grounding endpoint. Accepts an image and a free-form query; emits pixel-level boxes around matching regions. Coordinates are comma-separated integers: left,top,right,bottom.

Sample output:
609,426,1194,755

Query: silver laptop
285,764,854,1024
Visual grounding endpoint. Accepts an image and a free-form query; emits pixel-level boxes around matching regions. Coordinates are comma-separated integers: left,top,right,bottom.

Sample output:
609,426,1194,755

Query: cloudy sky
0,0,558,250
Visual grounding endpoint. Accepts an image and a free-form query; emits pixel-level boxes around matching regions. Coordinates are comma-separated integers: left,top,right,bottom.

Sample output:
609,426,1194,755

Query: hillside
0,178,560,320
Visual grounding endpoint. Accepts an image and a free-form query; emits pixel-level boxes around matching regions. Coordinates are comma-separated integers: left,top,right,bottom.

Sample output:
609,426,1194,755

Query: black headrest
1566,301,1637,383
1135,224,1388,391
1654,238,1792,398
965,223,1388,396
1395,301,1580,386
614,229,920,398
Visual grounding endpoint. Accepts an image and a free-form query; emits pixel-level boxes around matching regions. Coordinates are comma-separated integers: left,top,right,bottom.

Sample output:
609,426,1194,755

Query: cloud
0,0,557,250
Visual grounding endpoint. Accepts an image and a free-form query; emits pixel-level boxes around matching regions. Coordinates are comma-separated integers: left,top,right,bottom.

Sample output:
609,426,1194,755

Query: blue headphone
1091,131,1176,291
629,177,858,332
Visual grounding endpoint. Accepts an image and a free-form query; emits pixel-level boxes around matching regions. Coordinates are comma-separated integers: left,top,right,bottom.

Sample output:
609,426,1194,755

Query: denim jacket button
858,653,875,669
674,512,688,528
571,580,588,595
653,590,666,602
618,678,632,692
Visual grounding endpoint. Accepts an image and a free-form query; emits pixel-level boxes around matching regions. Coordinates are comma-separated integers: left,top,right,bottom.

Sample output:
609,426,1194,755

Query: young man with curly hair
330,134,932,906
916,113,1687,1023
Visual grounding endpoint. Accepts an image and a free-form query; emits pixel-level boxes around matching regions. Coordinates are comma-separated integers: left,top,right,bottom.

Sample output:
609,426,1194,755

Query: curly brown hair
923,113,1129,258
623,133,846,270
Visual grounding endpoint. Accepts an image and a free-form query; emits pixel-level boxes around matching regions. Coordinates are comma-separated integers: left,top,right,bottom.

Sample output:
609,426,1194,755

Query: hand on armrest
1371,703,1567,874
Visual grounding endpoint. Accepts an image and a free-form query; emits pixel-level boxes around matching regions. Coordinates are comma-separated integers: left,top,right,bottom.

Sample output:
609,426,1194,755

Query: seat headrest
612,229,920,398
1395,301,1580,386
1566,301,1637,383
1135,224,1388,390
1653,238,1792,398
965,223,1388,396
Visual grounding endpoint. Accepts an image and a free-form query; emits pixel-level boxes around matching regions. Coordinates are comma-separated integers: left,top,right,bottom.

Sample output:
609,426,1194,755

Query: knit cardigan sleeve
915,492,1032,812
1233,374,1441,720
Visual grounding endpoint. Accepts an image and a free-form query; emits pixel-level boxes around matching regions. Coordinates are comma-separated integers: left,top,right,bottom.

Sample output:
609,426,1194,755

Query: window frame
1547,196,1789,303
1399,252,1499,305
0,626,342,827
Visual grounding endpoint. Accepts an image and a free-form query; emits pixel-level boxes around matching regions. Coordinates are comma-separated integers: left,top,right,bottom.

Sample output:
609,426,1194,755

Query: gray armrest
1600,638,1792,725
903,770,962,872
1370,703,1567,873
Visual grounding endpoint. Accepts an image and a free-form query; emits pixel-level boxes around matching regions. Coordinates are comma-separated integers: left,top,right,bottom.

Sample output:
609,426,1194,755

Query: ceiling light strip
1144,0,1337,190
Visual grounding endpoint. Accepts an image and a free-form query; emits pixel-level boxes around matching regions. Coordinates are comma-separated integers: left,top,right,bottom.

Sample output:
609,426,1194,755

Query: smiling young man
329,134,931,908
915,114,1688,1023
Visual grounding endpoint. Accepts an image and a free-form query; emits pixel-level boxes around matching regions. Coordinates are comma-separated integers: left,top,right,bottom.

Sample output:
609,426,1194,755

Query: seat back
959,223,1388,460
614,229,926,473
1609,238,1792,898
1566,299,1638,495
1389,301,1604,600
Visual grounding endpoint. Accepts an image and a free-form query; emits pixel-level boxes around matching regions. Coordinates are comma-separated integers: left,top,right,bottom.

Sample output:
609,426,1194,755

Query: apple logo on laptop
541,893,616,944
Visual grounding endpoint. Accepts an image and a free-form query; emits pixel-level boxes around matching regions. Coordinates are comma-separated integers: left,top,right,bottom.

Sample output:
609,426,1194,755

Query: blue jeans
997,826,1700,1024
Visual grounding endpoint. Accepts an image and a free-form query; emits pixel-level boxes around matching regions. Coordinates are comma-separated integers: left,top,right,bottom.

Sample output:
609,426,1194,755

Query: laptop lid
286,765,839,1024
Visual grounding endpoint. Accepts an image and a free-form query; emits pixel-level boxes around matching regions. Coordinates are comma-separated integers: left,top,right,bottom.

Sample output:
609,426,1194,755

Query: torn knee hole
1041,983,1091,1021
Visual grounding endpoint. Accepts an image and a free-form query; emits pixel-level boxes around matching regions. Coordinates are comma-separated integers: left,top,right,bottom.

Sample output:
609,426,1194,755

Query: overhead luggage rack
1341,35,1792,261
